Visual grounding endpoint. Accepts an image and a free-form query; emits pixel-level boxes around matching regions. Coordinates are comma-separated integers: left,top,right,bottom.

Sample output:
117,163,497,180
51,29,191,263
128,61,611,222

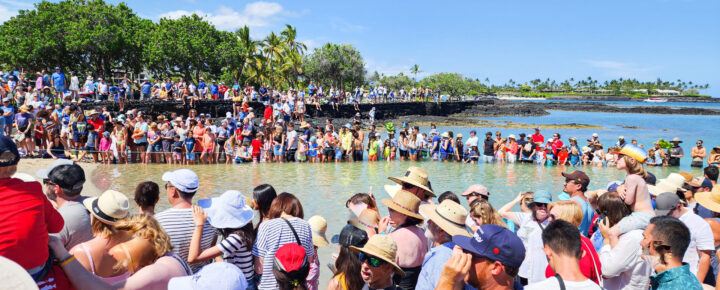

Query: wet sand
16,158,104,196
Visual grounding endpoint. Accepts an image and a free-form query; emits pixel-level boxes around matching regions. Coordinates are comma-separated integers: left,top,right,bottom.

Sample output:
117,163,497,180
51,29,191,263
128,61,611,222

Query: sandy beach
16,158,103,196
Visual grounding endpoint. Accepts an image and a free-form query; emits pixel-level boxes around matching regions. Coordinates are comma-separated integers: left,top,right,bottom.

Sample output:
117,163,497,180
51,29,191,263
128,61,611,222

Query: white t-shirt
516,212,549,279
525,276,602,290
466,136,479,148
679,210,715,275
598,229,652,290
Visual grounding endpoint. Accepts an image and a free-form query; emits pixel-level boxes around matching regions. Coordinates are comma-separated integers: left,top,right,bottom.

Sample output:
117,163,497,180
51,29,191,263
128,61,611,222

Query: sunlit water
91,109,718,286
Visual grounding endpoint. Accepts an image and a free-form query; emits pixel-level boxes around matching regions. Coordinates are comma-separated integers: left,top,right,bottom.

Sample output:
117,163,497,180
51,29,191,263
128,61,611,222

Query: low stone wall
79,99,494,119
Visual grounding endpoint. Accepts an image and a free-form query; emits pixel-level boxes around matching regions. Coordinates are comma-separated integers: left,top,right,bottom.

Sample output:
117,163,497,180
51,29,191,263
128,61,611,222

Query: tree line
0,0,366,90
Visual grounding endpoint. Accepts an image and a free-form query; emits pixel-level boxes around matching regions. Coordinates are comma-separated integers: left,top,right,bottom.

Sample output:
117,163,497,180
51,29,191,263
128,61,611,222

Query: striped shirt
218,234,255,279
155,208,216,273
252,217,314,289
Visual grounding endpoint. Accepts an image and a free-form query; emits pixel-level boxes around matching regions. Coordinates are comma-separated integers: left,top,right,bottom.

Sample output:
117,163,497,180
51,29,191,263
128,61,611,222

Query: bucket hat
349,209,380,232
350,234,405,276
420,200,471,237
168,262,247,290
529,190,552,205
388,166,435,197
197,190,253,229
83,190,130,225
381,190,423,220
308,215,329,247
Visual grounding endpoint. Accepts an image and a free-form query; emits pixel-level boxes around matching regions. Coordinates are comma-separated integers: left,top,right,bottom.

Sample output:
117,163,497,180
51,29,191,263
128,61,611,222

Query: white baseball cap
168,262,247,290
162,169,199,193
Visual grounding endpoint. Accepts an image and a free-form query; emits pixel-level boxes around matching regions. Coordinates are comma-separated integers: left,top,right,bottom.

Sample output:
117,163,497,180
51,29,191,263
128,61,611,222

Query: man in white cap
155,169,216,273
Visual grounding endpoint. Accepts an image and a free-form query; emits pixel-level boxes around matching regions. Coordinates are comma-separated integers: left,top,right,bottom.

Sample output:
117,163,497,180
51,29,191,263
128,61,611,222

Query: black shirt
483,139,495,156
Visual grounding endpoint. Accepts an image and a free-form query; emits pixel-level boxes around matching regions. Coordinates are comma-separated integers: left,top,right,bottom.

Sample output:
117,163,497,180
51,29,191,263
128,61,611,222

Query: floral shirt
650,264,702,290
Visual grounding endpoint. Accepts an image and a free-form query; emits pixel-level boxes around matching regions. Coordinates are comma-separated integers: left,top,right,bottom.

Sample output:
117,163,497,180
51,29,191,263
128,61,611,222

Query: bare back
624,174,654,216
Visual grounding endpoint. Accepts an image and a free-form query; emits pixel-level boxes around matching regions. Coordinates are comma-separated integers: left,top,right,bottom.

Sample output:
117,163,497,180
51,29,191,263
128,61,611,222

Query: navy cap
703,178,714,190
331,223,368,248
48,164,85,191
645,172,657,186
0,135,20,167
453,224,526,269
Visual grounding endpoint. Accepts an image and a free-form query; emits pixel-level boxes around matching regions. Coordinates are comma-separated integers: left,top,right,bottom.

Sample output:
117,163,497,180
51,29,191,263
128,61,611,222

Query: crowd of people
2,127,720,289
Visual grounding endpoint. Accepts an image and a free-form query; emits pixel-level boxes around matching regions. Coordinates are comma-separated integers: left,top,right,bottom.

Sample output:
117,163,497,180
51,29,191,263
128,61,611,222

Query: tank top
654,150,663,165
333,273,348,290
80,243,131,284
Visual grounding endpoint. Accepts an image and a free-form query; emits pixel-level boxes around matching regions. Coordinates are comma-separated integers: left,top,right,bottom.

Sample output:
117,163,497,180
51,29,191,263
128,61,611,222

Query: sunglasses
467,192,489,200
358,252,386,267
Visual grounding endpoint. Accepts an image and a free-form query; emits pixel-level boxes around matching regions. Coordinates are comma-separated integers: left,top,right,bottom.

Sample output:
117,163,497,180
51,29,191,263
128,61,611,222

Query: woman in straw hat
49,214,193,289
377,189,427,289
187,190,257,288
69,190,131,283
350,234,405,290
668,137,684,167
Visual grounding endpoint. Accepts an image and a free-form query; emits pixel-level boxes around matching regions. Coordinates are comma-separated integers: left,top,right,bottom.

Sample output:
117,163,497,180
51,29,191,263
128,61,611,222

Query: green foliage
303,43,366,90
0,0,147,75
379,73,414,91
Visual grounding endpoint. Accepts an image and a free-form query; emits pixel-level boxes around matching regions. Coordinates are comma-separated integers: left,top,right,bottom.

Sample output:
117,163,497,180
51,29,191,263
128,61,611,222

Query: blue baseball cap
606,180,623,192
453,224,526,269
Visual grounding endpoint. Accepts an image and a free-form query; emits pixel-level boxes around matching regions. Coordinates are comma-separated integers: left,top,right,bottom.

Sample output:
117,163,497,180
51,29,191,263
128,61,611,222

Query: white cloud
584,59,660,79
0,4,17,23
158,2,286,31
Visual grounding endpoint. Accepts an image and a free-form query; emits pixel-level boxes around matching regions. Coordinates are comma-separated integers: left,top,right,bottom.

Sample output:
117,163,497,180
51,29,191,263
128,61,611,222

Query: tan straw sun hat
381,190,423,220
696,186,720,214
350,234,405,276
388,166,435,197
83,190,130,225
349,208,381,232
308,216,329,247
419,200,471,237
384,183,402,198
648,173,687,196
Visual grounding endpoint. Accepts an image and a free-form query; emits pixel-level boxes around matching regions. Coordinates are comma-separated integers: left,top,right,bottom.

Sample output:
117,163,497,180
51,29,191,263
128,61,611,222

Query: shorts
203,148,213,153
507,154,517,163
335,149,343,159
273,145,283,156
482,155,494,163
308,150,317,158
152,143,162,152
616,212,652,235
135,142,148,148
234,157,243,163
399,149,408,158
73,134,87,144
84,146,95,152
324,148,334,157
691,161,704,167
409,148,417,155
173,152,182,160
432,152,439,160
186,153,196,160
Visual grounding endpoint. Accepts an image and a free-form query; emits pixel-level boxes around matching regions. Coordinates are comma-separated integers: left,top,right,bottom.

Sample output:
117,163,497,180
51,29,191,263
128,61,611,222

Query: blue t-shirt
1,106,14,125
141,83,152,95
432,136,441,153
210,84,219,95
134,122,148,144
184,137,195,152
51,72,66,89
198,81,206,90
572,196,594,236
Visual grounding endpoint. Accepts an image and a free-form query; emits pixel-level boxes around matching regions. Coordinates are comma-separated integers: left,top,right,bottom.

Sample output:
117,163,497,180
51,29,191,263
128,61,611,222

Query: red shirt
531,133,544,146
0,178,64,269
251,139,262,156
545,235,601,284
88,117,104,131
551,139,564,155
264,106,273,120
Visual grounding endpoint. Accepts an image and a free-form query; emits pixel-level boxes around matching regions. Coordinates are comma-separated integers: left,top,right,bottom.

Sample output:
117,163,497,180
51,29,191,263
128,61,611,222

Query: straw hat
300,121,310,129
648,174,687,196
671,137,682,143
384,183,402,198
83,190,130,225
349,209,381,231
18,105,29,113
308,216,329,247
381,190,423,220
696,186,720,213
677,171,693,183
350,234,405,276
419,200,471,237
508,134,516,140
388,166,435,197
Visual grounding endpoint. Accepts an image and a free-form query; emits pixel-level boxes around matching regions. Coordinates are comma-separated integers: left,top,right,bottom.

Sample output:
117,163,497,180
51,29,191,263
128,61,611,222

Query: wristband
58,255,76,267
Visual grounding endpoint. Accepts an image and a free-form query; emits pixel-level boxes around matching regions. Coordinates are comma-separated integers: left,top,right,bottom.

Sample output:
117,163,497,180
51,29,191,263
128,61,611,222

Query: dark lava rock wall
80,99,494,119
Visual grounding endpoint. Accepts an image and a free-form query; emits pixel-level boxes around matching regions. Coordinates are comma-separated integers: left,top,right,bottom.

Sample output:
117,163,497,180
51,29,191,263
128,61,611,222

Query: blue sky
1,0,718,96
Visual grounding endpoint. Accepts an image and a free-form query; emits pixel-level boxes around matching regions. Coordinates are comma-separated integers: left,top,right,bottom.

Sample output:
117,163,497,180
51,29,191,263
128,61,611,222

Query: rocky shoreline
455,100,720,117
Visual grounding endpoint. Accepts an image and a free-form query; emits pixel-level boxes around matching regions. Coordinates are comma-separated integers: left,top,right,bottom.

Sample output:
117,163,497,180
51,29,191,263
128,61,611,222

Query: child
544,147,555,166
76,125,98,162
172,135,184,164
308,137,318,163
468,146,479,164
250,133,262,163
557,146,569,165
297,138,307,162
604,144,654,247
239,145,252,163
184,130,196,165
368,135,378,161
200,127,214,164
224,137,236,165
98,131,112,164
383,138,391,161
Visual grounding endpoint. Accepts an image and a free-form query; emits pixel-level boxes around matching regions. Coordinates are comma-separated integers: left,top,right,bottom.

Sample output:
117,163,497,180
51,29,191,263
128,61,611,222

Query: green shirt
650,264,702,290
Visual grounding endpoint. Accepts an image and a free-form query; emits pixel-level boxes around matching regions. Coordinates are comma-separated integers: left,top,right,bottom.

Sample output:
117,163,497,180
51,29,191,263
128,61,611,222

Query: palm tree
234,26,260,82
410,64,421,81
280,24,306,87
281,24,307,56
262,32,285,88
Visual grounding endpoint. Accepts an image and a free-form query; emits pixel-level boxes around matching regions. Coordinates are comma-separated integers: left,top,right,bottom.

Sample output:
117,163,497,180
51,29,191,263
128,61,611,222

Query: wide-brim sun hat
384,183,402,198
0,256,37,290
388,166,435,197
671,137,682,143
308,215,329,247
83,190,130,225
198,190,254,229
349,234,405,276
419,200,471,237
696,186,720,214
349,209,381,232
381,189,423,220
648,179,685,196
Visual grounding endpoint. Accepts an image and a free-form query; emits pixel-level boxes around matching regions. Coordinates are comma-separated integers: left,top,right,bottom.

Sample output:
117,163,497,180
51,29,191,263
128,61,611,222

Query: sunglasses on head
358,252,386,267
